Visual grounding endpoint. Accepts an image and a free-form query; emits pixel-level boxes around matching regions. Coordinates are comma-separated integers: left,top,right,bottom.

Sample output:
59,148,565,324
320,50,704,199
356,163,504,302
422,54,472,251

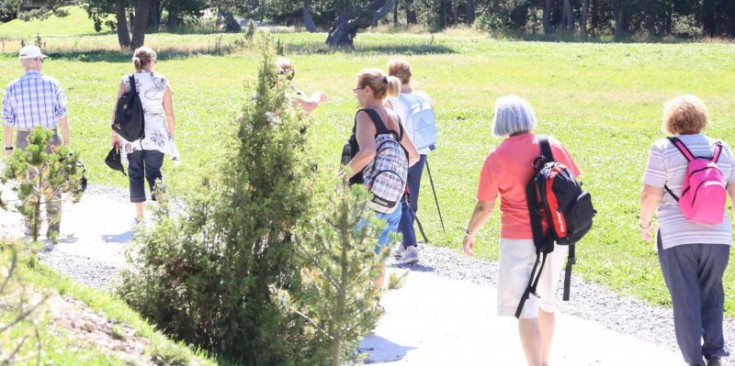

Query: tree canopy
3,0,735,48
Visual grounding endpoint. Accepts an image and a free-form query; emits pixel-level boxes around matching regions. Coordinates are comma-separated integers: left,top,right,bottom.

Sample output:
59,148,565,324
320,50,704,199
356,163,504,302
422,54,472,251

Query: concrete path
361,270,683,365
0,187,132,268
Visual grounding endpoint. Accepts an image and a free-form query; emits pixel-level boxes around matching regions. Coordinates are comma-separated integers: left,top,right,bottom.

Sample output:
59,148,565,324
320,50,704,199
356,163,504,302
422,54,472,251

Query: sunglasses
353,87,364,93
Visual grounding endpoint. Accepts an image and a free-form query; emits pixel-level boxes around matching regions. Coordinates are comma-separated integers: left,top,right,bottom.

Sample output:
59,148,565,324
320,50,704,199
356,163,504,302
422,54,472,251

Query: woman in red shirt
462,95,579,366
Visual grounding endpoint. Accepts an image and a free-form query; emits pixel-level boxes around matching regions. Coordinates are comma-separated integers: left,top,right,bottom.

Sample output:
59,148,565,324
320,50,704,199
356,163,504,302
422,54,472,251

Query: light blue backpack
398,94,437,151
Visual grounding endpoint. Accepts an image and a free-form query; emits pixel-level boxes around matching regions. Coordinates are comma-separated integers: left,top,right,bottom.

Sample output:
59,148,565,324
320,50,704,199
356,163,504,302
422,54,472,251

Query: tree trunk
580,0,589,40
543,0,553,35
222,10,242,32
326,0,396,49
406,0,417,24
147,0,161,32
393,0,398,25
702,0,716,37
614,6,628,41
259,0,267,20
645,2,656,40
466,0,475,24
303,1,317,32
131,0,152,49
590,0,599,36
439,0,450,28
562,0,574,32
115,3,131,48
724,0,735,36
167,10,181,29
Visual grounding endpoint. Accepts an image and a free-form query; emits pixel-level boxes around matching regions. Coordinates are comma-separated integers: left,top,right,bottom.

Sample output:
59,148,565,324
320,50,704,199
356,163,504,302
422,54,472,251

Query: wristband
4,146,13,151
639,222,652,230
465,228,475,237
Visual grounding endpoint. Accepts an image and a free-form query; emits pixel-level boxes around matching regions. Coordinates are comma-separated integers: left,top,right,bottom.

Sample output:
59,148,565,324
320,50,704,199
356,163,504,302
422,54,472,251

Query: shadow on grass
43,47,239,63
286,42,456,55
490,31,720,44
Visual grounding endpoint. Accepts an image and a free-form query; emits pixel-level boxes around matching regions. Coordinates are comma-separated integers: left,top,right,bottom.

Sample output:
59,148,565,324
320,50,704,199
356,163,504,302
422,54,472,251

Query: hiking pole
425,159,446,234
405,194,430,244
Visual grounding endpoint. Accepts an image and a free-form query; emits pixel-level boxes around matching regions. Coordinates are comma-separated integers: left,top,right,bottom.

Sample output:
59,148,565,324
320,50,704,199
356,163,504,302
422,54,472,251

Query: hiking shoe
706,356,722,366
397,247,419,265
393,244,407,257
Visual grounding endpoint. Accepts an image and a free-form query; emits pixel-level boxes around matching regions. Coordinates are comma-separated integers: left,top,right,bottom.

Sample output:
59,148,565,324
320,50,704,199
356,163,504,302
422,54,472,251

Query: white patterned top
119,71,179,166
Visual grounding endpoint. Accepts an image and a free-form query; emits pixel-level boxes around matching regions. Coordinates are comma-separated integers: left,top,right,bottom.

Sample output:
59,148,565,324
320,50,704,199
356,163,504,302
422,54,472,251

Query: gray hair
492,95,537,137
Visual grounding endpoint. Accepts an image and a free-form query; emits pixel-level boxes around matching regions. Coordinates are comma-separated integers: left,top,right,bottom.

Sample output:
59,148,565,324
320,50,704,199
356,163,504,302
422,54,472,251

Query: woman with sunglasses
344,68,420,287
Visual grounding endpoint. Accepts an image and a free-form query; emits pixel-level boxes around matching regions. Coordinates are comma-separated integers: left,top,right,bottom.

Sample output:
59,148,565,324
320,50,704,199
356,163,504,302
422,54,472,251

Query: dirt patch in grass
47,295,153,364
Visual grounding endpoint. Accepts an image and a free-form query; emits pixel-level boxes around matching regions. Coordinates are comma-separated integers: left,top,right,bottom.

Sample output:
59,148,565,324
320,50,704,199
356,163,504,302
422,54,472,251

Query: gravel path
7,184,733,365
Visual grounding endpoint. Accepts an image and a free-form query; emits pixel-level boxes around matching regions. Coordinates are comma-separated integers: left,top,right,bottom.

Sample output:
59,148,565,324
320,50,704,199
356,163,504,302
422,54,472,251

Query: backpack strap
357,108,404,141
526,180,547,254
128,74,137,95
358,108,391,134
562,244,575,301
664,185,680,202
515,251,548,318
712,141,723,163
667,137,695,162
538,135,554,162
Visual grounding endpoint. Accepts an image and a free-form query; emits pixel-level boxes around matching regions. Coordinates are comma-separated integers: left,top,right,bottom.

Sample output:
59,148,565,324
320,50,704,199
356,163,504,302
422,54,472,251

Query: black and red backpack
515,136,596,318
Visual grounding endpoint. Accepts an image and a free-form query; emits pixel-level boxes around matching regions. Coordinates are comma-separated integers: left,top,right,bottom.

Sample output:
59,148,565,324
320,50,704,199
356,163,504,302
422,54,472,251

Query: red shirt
477,133,580,239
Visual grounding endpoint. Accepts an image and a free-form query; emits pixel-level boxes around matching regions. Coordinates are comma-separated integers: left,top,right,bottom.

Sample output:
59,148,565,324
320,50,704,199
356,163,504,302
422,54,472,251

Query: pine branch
295,239,341,289
283,303,334,341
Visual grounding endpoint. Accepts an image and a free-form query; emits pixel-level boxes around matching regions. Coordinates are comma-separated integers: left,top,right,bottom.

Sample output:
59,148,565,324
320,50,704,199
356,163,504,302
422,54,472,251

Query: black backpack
112,75,145,141
515,136,596,318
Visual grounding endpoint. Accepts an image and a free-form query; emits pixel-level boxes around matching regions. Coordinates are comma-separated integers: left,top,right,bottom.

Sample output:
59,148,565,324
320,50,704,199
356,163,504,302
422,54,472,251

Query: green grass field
2,10,735,316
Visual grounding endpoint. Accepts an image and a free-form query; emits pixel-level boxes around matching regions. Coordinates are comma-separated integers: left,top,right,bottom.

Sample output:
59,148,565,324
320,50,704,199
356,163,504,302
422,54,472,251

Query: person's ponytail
386,76,401,99
133,56,142,71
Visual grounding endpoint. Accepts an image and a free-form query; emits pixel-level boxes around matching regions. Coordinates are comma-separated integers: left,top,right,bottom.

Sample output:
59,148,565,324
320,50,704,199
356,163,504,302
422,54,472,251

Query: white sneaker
397,247,419,265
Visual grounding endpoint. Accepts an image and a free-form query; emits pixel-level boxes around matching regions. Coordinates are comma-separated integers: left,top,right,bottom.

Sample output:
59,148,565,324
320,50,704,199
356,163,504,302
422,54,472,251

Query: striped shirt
2,70,68,129
643,134,735,249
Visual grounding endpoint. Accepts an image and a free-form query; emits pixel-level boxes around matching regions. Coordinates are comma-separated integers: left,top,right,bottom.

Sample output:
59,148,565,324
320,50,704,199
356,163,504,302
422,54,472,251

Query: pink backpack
664,137,726,224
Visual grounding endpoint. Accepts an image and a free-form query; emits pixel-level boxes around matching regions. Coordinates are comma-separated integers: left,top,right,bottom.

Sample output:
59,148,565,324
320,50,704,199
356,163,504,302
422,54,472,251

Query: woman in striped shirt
640,95,735,366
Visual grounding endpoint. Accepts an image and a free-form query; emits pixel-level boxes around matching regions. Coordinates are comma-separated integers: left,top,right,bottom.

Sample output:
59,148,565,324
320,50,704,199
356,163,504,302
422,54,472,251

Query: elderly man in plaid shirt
2,45,71,237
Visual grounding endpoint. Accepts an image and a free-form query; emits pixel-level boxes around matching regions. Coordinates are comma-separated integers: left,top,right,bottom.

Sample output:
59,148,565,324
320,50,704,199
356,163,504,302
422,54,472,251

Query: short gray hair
492,95,537,137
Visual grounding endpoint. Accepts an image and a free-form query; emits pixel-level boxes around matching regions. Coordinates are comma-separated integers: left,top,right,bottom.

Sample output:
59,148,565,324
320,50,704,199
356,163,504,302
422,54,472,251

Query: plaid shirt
2,70,68,129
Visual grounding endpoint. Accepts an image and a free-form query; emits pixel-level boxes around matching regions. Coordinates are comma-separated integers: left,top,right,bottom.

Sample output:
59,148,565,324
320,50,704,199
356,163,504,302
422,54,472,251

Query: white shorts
497,238,569,319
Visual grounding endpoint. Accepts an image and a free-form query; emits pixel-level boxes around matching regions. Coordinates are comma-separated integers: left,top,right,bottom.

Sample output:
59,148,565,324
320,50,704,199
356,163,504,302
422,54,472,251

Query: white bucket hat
19,45,48,60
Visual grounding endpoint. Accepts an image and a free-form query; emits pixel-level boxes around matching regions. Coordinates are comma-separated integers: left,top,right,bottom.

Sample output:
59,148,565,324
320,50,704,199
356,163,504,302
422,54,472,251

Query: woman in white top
385,59,434,265
640,95,735,366
111,46,178,222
